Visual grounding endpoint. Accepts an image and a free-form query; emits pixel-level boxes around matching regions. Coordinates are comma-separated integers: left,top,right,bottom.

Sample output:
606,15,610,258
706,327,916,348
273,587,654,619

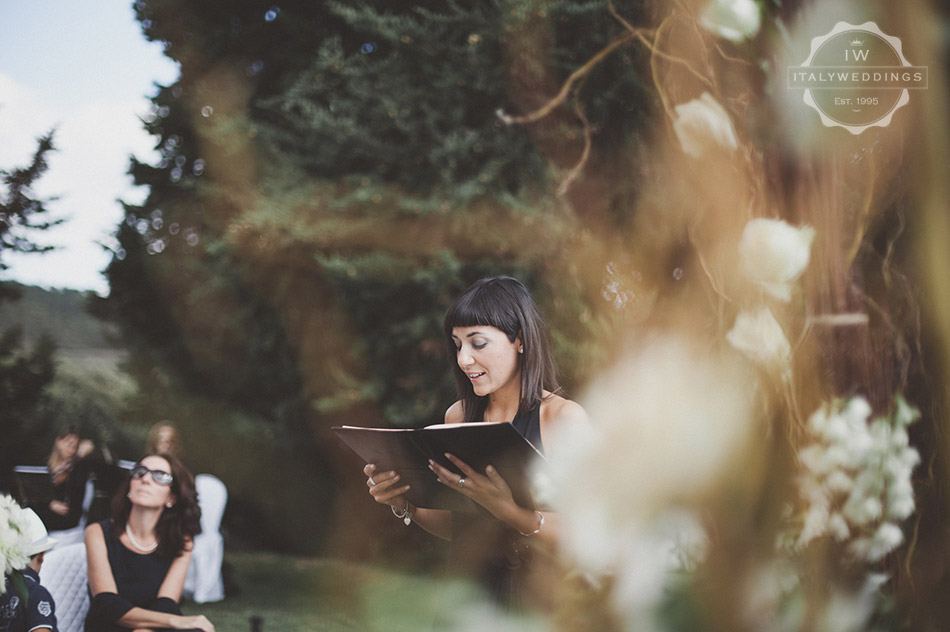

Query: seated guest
34,427,88,533
145,422,183,461
0,508,60,632
84,454,214,632
143,420,227,604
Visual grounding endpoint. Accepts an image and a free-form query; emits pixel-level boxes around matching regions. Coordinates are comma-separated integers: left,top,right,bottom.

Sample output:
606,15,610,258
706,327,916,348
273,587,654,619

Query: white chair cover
183,473,227,603
41,542,89,632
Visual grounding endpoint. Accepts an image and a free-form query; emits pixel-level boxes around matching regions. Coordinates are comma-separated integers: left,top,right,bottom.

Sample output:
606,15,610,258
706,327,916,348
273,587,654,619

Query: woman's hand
428,453,516,520
49,500,69,516
363,464,411,509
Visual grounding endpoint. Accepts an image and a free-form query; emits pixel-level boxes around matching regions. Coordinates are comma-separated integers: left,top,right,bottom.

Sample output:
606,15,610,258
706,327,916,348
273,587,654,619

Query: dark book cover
333,422,544,511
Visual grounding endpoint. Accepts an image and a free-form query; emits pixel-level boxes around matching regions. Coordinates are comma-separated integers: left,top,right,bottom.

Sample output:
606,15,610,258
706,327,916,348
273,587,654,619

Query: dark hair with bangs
443,276,559,421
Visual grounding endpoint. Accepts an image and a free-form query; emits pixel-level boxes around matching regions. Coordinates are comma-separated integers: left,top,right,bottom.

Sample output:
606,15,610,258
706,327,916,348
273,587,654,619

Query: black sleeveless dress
84,520,191,632
448,405,546,610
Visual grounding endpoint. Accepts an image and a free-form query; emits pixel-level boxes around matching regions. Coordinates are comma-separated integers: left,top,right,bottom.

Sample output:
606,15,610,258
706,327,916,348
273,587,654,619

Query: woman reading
364,276,588,608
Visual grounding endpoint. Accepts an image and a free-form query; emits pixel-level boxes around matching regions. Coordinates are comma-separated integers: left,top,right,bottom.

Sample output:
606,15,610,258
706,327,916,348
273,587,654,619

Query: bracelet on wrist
519,511,544,537
391,501,414,526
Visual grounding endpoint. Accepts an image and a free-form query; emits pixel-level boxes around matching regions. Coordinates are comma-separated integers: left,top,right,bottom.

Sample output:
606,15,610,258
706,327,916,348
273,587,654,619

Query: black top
510,405,544,456
0,567,58,632
449,404,545,609
32,460,89,532
85,521,194,632
98,520,173,607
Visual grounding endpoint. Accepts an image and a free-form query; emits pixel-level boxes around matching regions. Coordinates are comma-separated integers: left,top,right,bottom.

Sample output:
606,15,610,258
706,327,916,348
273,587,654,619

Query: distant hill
0,282,119,350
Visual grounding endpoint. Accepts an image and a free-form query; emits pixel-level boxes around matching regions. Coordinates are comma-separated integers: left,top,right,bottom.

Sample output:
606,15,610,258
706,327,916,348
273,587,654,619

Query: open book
333,422,544,511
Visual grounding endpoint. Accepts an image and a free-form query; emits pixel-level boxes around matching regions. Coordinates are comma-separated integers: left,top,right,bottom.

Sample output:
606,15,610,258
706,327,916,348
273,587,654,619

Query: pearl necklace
125,524,158,552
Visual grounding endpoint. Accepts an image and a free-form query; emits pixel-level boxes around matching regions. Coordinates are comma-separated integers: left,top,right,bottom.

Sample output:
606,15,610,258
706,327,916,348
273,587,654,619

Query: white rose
726,307,791,373
672,92,739,157
700,0,762,43
738,218,815,302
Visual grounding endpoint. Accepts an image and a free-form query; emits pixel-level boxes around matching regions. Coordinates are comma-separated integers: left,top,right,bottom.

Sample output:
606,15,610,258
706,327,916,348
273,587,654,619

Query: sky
0,0,179,295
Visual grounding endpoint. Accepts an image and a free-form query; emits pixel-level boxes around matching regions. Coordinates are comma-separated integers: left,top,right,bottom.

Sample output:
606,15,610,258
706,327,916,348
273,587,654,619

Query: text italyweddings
787,66,929,89
790,70,924,83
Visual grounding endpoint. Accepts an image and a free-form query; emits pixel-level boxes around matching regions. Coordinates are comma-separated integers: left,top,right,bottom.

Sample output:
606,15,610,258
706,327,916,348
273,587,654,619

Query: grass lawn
179,552,493,632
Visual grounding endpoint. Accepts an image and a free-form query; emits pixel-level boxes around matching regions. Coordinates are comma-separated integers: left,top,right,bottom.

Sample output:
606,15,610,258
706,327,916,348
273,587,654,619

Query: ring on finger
457,477,466,489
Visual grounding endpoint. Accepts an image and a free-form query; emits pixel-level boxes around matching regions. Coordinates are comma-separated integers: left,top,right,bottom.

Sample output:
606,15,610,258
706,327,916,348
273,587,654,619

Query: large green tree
104,0,655,555
0,132,62,300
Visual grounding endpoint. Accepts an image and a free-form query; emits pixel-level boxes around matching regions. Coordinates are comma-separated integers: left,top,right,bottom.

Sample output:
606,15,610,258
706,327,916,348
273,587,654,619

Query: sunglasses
130,463,174,486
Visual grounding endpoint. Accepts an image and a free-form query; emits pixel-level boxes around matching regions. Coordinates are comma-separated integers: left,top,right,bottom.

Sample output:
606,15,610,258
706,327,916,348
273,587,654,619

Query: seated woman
35,426,88,533
84,454,214,632
364,276,588,609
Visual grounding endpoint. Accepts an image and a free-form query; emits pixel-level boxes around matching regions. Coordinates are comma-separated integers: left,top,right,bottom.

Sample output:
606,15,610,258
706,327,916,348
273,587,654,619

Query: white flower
741,560,801,629
894,396,920,428
546,336,754,619
799,445,830,476
849,522,904,562
554,336,755,515
738,218,815,302
671,93,739,157
820,573,889,632
827,512,851,541
842,397,874,426
727,307,791,373
793,397,921,559
0,495,32,594
700,0,762,43
887,478,916,521
798,502,830,548
824,470,854,494
609,511,708,624
842,494,882,527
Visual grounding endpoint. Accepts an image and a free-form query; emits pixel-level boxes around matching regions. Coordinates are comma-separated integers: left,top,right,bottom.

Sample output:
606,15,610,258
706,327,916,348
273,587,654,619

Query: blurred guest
34,427,88,532
145,422,183,460
144,421,227,604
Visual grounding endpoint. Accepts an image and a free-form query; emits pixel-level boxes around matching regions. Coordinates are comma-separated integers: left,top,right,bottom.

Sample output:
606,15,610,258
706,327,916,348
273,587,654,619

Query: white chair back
41,542,89,632
183,473,227,603
196,474,227,533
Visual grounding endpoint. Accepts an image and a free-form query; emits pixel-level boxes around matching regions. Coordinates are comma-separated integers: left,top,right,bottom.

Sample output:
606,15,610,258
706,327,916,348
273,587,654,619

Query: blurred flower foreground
475,0,945,630
1,496,32,596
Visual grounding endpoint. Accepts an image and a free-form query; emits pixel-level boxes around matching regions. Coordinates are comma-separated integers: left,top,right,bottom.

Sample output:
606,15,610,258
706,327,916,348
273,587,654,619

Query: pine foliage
255,1,545,202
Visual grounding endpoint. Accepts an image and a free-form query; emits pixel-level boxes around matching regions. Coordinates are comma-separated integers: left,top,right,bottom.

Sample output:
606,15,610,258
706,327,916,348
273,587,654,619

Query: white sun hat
23,508,58,556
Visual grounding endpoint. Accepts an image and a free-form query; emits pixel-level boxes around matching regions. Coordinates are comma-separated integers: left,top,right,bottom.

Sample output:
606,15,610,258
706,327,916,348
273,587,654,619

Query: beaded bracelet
519,511,544,536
